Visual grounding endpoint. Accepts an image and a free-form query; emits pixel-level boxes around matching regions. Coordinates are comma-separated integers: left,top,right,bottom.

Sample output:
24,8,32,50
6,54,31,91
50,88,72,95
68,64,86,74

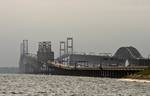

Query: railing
48,61,149,71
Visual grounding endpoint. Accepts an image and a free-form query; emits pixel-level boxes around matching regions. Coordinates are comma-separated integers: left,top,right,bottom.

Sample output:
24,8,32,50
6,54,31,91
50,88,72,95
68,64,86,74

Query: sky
0,0,150,67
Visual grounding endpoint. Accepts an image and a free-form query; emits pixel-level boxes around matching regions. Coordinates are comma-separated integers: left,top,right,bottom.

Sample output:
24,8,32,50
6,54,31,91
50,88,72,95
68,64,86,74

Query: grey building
59,46,150,67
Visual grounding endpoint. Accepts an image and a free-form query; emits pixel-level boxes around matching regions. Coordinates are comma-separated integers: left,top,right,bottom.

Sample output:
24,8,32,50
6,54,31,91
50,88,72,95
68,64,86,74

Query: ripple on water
0,74,150,96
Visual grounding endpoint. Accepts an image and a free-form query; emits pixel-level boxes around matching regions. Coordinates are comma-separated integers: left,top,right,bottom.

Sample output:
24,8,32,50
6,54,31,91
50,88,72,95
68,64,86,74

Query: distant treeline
0,67,19,74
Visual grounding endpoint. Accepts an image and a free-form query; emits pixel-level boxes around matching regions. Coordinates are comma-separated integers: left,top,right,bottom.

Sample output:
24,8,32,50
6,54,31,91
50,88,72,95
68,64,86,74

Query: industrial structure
19,37,150,77
19,40,54,74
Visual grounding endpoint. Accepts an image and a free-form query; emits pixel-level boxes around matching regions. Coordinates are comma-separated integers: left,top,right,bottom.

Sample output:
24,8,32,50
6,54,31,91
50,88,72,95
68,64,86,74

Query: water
0,67,19,74
0,74,150,96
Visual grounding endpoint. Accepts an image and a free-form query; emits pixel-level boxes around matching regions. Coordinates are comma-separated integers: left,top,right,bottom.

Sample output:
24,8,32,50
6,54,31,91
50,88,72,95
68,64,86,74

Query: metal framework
60,41,66,57
19,40,29,73
38,41,51,53
23,40,28,55
67,37,73,54
37,41,54,73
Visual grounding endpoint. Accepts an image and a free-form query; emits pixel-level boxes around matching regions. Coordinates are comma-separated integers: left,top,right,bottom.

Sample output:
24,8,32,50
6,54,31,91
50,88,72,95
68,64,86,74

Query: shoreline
118,78,150,83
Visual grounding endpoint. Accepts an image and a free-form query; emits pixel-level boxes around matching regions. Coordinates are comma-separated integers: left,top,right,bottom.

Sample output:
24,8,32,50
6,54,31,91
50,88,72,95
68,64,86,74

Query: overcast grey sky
0,0,150,67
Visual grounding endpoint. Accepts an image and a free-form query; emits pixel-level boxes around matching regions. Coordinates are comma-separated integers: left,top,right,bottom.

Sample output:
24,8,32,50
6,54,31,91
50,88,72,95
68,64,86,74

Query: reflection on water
0,74,149,96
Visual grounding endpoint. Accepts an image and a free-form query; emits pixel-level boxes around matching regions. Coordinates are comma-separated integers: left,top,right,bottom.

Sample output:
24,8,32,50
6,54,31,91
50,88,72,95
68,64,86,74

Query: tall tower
37,41,54,73
60,41,66,57
19,40,28,73
23,40,28,55
20,43,23,56
66,37,73,55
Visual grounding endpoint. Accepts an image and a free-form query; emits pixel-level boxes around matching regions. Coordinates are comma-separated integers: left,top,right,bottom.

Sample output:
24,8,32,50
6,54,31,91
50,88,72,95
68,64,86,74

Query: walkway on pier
49,61,149,71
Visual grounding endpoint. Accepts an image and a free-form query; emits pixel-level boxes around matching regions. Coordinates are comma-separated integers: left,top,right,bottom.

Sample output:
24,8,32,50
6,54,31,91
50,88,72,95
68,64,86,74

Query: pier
19,38,150,78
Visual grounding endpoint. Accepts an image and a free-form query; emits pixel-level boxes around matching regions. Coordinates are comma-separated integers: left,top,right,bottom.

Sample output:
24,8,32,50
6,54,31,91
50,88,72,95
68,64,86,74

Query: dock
19,38,150,78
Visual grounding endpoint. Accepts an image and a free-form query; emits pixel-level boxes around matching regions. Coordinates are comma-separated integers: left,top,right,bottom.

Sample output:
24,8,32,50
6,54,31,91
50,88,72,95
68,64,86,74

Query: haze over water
0,0,150,67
